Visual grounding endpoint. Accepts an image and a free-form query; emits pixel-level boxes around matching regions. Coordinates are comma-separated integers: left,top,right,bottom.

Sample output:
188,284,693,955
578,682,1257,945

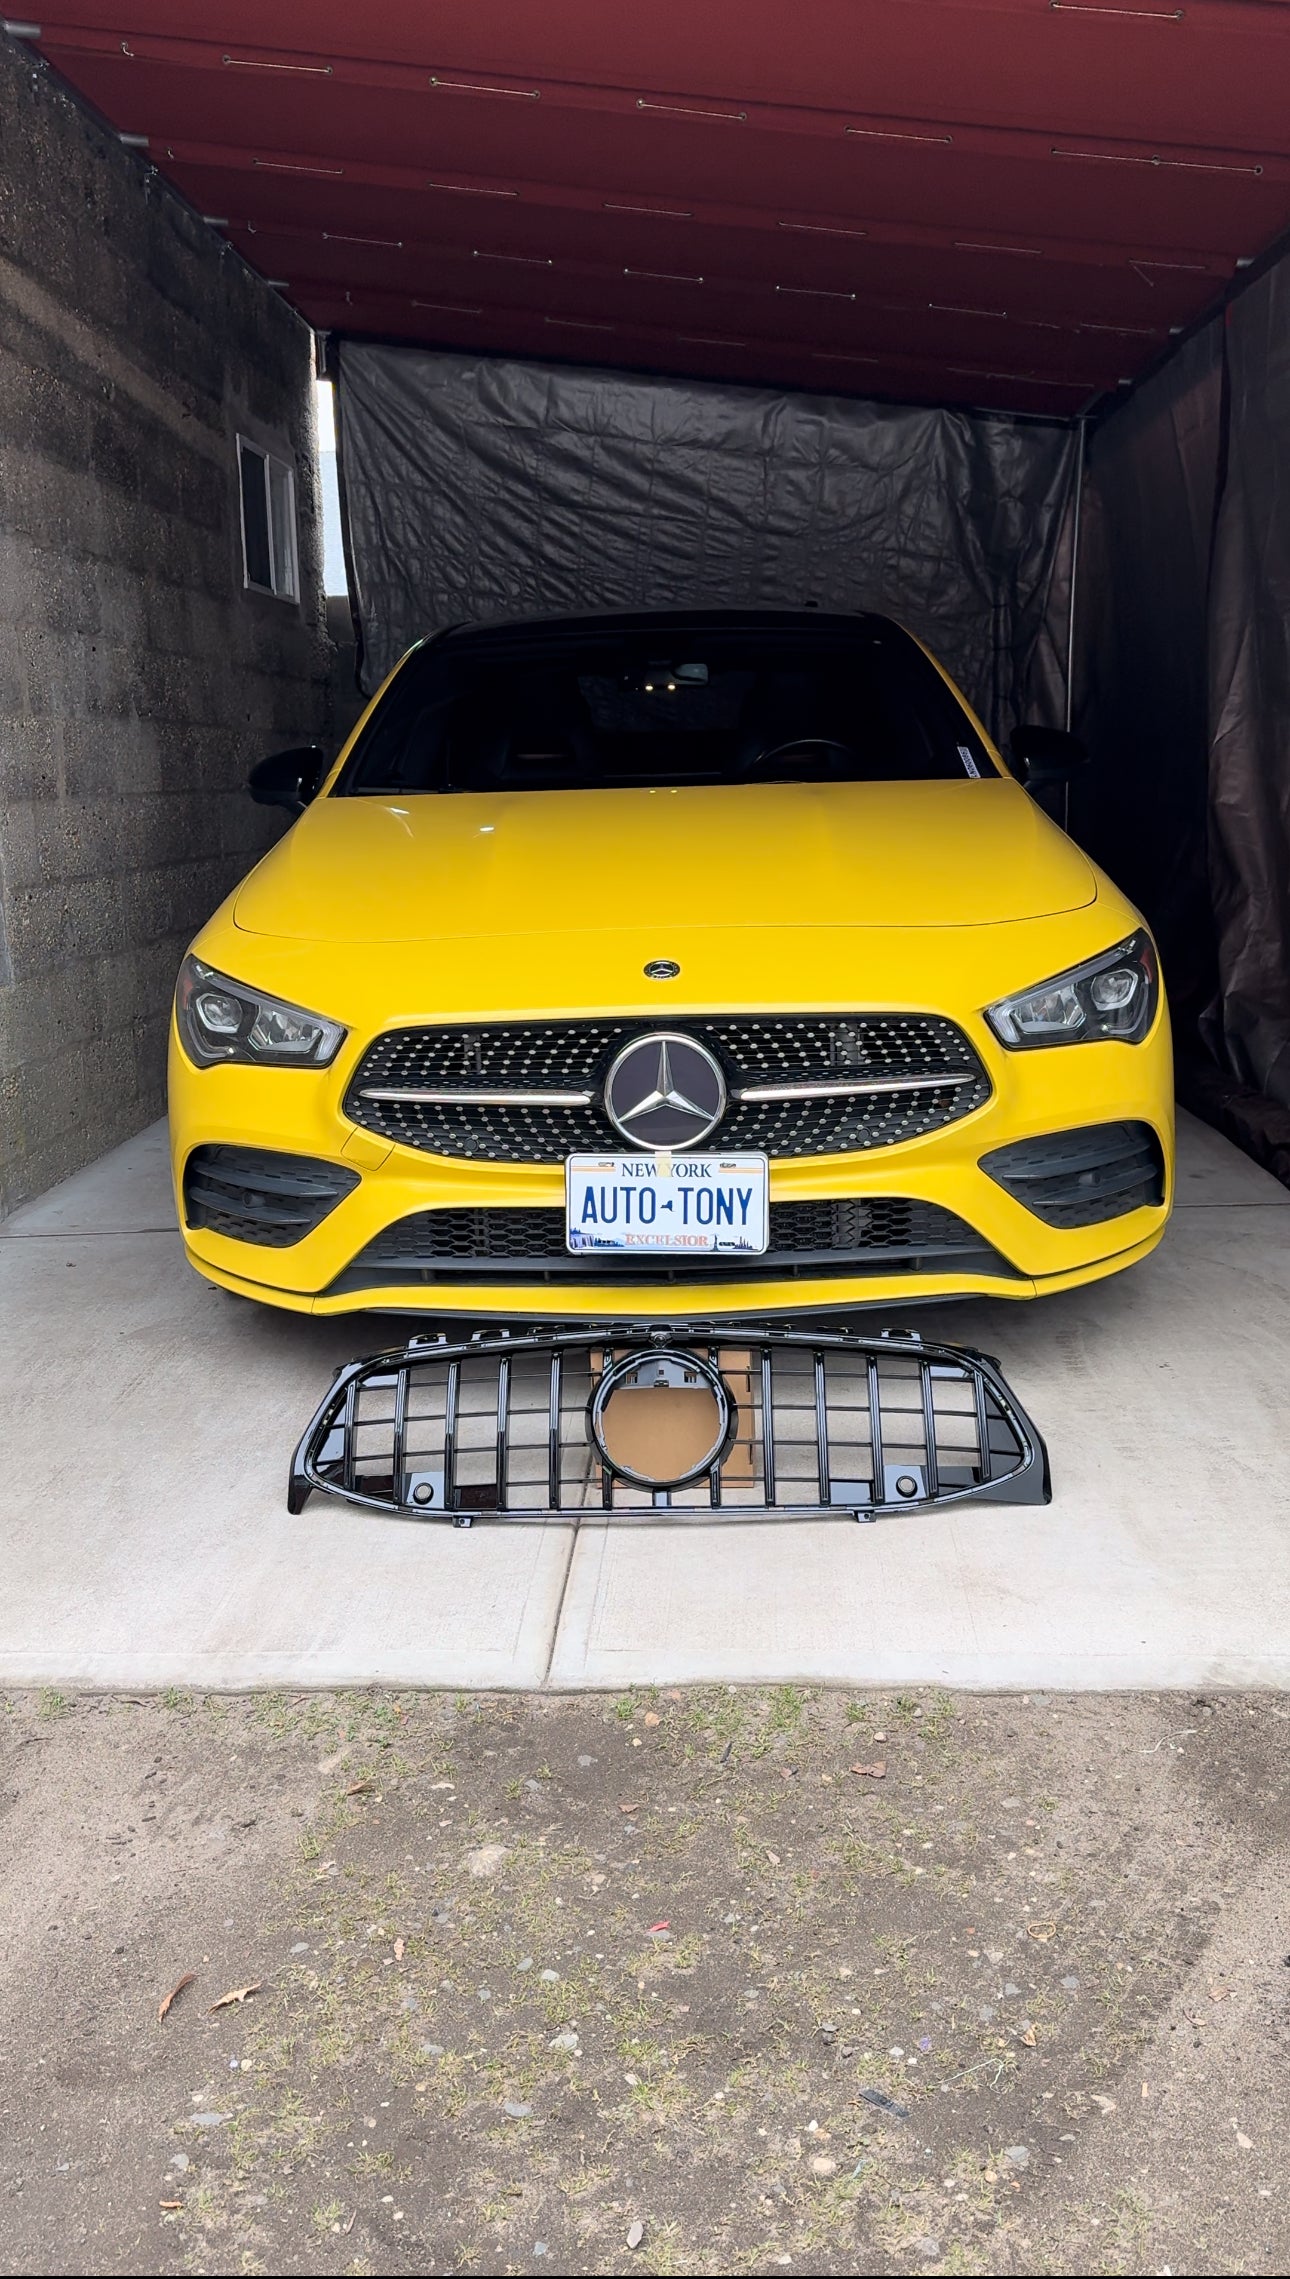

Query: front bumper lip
185,1220,1166,1318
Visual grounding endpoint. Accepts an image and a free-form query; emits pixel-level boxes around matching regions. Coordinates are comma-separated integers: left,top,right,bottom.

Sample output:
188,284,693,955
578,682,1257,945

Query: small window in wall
315,378,349,597
238,436,299,600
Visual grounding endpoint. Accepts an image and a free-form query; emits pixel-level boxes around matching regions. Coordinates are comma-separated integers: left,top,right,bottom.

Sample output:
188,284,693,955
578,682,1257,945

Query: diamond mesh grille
343,1015,990,1162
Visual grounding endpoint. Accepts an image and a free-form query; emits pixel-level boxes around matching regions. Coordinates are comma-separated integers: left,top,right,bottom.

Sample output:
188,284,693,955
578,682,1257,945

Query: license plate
565,1153,769,1255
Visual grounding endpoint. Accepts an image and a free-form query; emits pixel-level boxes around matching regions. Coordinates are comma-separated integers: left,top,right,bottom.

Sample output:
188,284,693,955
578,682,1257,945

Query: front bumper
168,1005,1175,1317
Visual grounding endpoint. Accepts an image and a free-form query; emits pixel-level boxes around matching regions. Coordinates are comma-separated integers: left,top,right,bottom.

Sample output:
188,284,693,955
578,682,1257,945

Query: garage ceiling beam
22,0,1290,413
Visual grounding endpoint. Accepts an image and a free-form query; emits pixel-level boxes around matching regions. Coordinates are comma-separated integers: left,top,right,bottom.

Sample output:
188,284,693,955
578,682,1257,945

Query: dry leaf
765,1848,781,1864
619,1801,644,1815
207,1981,261,2014
345,1779,372,1797
158,1971,196,2024
1019,2025,1037,2048
643,1712,661,1727
394,1938,405,1961
1208,1983,1232,2002
1090,2094,1117,2115
1026,1920,1057,1943
850,1761,887,1779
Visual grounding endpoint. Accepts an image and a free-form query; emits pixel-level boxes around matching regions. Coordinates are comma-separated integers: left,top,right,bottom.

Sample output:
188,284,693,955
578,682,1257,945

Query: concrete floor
1,1112,1288,1692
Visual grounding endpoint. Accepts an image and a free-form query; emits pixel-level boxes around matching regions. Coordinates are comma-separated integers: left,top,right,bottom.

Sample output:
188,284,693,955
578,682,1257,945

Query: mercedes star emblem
643,958,681,980
604,1032,727,1149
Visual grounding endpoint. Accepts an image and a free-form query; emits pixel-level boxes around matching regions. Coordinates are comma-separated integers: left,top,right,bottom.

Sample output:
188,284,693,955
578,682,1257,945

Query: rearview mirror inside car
1009,725,1089,786
248,745,326,815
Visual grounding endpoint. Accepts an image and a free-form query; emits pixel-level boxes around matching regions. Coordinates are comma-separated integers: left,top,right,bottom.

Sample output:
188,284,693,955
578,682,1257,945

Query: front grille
183,1145,359,1247
980,1121,1166,1227
343,1015,991,1163
327,1196,1019,1292
289,1327,1051,1522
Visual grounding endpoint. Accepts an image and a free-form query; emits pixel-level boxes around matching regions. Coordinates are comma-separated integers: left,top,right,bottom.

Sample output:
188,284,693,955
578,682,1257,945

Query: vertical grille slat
548,1353,563,1511
292,1329,1050,1521
972,1366,992,1485
495,1353,511,1514
867,1353,886,1496
708,1344,723,1509
443,1360,460,1509
391,1366,408,1504
813,1350,831,1505
340,1376,358,1495
760,1348,777,1505
919,1360,940,1499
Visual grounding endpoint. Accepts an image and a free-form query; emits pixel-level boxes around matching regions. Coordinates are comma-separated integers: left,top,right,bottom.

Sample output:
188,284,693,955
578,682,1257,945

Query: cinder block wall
0,33,330,1217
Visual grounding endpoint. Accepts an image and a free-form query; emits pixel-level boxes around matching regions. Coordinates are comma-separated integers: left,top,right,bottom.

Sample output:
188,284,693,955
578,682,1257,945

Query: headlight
175,956,346,1068
986,930,1159,1050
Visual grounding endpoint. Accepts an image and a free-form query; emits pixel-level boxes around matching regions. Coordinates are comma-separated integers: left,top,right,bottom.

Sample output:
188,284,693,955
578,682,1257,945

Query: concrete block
0,23,327,1210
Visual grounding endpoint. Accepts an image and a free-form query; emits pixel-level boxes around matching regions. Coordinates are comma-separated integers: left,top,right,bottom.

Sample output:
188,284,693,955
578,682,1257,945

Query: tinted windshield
339,615,995,796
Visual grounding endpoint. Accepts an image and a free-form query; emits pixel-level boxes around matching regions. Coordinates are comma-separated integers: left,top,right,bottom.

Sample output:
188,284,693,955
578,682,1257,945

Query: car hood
233,779,1097,943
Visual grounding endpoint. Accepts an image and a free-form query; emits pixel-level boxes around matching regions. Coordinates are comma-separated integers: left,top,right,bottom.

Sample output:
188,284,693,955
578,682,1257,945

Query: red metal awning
26,1,1290,415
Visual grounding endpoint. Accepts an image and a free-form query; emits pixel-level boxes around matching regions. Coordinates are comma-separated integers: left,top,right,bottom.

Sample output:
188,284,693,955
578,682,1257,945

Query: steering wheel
740,735,860,779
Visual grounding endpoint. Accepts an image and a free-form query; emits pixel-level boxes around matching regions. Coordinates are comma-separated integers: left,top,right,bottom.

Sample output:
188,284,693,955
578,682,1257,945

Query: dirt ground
0,1686,1287,2278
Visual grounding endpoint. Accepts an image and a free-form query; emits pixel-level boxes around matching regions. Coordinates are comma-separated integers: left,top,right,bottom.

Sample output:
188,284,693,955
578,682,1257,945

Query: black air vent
327,1196,1018,1292
183,1146,359,1247
980,1122,1165,1228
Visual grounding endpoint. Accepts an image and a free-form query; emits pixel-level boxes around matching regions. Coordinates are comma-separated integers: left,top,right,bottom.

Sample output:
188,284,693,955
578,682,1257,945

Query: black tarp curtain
336,284,1290,1173
337,344,1078,742
1075,250,1290,1175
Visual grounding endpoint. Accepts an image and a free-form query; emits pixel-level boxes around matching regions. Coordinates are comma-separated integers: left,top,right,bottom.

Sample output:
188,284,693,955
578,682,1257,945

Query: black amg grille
343,1015,991,1163
327,1196,1018,1293
980,1121,1166,1228
183,1145,360,1247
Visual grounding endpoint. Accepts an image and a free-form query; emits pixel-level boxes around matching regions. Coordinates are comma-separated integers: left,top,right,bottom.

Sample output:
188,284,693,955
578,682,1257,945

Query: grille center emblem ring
589,1348,735,1489
604,1032,727,1149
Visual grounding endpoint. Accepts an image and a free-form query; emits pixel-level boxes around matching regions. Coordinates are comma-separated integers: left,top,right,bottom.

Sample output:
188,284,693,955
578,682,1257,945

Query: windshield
338,614,996,796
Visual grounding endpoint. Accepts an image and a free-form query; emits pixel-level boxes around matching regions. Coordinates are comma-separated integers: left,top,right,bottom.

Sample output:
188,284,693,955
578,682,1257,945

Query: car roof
425,606,896,656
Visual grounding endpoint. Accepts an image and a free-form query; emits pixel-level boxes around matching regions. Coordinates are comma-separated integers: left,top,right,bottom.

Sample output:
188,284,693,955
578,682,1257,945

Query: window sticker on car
958,744,982,778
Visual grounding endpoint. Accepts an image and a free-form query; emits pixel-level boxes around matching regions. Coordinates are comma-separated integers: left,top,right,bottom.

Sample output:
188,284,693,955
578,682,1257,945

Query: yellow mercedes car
168,610,1173,1318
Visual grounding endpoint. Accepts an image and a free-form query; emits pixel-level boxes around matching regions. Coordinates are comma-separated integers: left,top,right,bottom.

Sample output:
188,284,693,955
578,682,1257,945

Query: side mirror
248,745,326,815
1009,725,1088,786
